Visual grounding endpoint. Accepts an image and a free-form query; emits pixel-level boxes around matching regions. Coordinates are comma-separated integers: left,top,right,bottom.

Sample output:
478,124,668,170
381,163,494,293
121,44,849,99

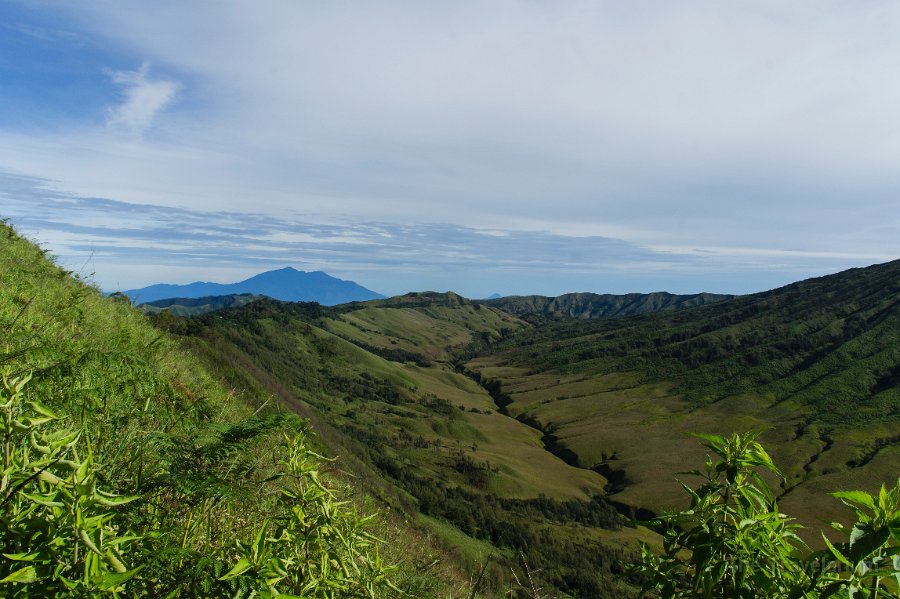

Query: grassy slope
467,259,900,535
166,297,647,597
325,292,524,361
0,223,419,597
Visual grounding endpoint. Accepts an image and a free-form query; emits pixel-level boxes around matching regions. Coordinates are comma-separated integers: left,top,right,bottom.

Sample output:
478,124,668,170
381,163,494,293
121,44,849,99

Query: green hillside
153,261,900,597
469,259,900,532
160,297,649,597
482,291,732,321
0,222,419,597
325,291,525,361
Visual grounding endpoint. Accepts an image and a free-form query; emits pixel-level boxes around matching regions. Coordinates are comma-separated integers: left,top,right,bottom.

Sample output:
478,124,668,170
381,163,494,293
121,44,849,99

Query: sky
1,1,899,298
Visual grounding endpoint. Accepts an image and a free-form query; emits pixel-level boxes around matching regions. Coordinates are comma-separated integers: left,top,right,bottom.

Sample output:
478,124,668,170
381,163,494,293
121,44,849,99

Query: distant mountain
121,267,384,306
485,293,503,300
481,291,733,320
138,293,262,316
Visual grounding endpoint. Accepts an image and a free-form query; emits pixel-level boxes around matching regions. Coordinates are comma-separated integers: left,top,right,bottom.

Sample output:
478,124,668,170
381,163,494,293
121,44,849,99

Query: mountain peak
121,268,384,305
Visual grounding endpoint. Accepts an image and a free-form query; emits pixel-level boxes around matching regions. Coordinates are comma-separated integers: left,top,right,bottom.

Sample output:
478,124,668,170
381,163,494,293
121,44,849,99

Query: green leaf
219,558,252,580
0,566,37,584
92,490,140,507
2,552,40,561
97,565,144,590
26,400,57,419
832,490,875,511
848,523,890,562
822,533,852,568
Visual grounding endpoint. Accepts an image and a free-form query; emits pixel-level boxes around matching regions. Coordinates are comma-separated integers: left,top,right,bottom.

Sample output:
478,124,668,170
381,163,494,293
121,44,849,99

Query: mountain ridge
120,266,385,305
481,290,733,320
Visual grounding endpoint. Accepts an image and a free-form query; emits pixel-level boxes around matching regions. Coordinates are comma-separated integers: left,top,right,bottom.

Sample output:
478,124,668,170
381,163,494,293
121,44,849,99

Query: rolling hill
137,292,262,316
158,295,647,597
121,266,385,305
153,260,900,596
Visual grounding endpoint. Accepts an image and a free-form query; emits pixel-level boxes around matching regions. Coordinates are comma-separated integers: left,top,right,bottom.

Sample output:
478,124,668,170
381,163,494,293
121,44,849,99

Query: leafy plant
1,374,143,596
219,433,401,597
816,483,900,598
631,431,900,598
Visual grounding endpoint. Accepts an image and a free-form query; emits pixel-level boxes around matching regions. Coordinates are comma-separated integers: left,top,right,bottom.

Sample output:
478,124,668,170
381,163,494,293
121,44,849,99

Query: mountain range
120,267,384,305
153,257,899,596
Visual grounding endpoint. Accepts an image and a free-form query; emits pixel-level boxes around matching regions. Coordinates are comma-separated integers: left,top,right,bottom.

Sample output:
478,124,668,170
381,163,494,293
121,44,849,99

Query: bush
630,430,900,598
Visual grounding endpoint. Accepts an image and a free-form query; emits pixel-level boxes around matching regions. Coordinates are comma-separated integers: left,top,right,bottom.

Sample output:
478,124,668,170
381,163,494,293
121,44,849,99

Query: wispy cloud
1,2,898,295
1,172,887,298
106,62,178,133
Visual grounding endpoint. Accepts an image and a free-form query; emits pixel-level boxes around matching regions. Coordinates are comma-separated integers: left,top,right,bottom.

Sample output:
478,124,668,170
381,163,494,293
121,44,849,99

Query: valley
153,261,900,596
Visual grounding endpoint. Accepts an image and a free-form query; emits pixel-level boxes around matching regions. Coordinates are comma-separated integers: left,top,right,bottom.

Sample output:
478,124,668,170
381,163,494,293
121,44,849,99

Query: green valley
151,260,900,596
3,218,899,597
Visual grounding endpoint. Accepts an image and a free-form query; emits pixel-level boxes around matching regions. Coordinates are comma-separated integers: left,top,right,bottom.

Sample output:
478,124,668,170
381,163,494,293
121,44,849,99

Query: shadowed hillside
482,291,732,320
138,293,262,316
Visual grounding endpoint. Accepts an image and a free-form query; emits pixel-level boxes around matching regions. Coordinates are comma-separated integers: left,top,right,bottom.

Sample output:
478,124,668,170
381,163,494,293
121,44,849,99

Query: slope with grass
0,221,421,597
161,296,650,597
325,291,525,361
467,259,900,534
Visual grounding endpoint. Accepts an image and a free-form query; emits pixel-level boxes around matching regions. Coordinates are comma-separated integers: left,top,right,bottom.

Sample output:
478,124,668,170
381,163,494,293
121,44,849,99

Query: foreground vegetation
0,222,406,596
633,431,900,598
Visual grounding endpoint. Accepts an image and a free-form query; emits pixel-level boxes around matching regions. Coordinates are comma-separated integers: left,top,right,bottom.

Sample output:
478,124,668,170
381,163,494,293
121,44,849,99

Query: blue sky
2,1,899,298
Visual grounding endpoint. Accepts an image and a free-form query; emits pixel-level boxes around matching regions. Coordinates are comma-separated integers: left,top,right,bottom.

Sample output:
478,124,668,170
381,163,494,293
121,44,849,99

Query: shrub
630,430,900,598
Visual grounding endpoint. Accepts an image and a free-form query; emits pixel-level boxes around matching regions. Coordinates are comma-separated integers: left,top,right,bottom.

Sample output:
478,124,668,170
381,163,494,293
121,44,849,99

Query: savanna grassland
469,260,900,535
4,215,898,598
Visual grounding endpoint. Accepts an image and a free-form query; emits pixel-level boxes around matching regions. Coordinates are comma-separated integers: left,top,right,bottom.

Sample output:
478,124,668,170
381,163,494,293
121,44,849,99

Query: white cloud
106,62,178,133
1,1,899,286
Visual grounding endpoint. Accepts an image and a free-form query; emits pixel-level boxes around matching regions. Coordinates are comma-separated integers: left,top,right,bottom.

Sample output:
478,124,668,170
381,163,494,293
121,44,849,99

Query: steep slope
0,222,408,597
122,267,384,305
468,259,900,533
482,291,732,320
162,297,647,598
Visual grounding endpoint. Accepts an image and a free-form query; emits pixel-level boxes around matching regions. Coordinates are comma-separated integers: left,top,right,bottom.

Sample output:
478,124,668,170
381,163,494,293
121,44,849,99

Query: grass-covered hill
0,222,429,597
469,259,900,532
137,293,261,316
157,296,648,598
150,260,900,596
481,291,732,321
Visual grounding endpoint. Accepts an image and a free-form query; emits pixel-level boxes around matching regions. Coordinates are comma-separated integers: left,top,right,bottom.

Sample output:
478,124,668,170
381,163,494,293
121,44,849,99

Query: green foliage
495,259,900,424
219,434,400,597
1,374,143,597
631,431,900,598
815,483,900,598
0,221,402,597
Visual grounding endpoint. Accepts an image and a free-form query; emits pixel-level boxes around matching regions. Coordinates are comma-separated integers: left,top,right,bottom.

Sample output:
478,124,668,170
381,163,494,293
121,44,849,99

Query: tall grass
0,221,401,596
